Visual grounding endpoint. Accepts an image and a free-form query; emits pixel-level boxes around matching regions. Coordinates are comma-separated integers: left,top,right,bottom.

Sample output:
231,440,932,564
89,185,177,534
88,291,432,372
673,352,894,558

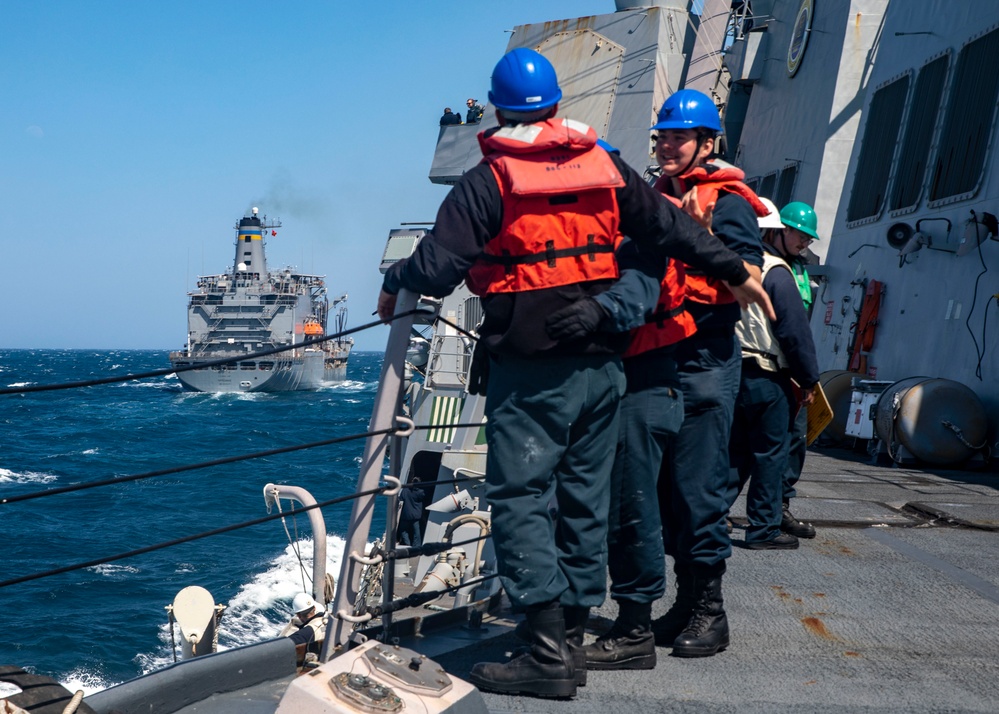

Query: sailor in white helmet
726,197,820,550
285,592,327,664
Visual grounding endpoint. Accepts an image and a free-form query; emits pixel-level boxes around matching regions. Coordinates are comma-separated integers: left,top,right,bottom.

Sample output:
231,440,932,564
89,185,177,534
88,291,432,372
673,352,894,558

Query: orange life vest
654,164,769,306
624,258,697,357
465,118,625,296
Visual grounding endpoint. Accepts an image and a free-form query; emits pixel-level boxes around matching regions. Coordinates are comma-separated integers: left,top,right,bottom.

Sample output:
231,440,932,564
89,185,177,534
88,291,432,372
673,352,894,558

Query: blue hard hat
596,138,620,155
651,89,722,133
488,48,563,112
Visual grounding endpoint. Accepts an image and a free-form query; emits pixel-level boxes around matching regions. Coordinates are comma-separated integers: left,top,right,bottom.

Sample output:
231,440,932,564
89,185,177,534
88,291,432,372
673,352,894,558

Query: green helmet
779,201,819,240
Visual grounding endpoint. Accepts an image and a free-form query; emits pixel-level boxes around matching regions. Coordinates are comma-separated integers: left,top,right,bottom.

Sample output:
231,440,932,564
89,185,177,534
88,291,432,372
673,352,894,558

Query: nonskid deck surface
425,448,999,713
161,448,999,713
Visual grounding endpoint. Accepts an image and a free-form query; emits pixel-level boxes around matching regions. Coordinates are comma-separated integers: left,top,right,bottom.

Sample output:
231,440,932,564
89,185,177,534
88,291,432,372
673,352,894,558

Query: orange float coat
465,118,626,296
624,257,696,357
655,165,769,307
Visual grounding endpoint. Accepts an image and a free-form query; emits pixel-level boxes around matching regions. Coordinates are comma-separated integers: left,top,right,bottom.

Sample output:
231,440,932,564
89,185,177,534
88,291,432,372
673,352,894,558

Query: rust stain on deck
802,616,837,640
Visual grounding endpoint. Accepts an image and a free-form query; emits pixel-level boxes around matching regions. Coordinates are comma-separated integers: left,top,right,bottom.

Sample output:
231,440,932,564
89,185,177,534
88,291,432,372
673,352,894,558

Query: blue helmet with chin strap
651,89,722,133
488,48,563,112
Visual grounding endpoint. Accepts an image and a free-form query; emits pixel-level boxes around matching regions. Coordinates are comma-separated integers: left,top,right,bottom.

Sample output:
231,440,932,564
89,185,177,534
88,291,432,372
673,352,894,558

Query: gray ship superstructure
169,208,352,392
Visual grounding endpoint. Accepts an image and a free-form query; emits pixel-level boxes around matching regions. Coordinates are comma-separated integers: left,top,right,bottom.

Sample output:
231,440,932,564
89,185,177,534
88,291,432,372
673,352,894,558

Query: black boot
563,606,589,686
469,604,576,698
781,500,816,539
671,575,729,658
585,600,655,670
651,566,696,646
513,606,588,686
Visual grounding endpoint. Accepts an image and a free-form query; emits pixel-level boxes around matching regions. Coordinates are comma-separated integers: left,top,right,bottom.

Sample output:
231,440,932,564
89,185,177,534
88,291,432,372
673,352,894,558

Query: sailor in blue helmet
378,51,771,698
646,89,769,657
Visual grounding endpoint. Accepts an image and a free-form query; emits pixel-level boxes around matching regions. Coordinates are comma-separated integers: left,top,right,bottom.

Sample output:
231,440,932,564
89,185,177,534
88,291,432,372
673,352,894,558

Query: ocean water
0,349,386,693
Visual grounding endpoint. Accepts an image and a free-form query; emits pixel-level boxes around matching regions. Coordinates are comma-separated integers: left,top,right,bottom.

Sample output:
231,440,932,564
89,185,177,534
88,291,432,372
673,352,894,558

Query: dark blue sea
0,349,386,693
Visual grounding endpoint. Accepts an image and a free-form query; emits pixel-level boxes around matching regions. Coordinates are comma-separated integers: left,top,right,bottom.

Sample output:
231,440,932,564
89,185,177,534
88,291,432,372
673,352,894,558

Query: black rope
0,487,386,589
1,464,489,589
377,532,491,562
434,315,479,342
0,310,423,396
1,422,485,506
365,574,499,617
962,212,992,381
1,427,390,505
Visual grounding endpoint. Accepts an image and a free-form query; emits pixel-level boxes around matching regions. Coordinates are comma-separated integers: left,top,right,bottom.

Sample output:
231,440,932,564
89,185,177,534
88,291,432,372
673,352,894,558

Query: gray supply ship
169,207,352,392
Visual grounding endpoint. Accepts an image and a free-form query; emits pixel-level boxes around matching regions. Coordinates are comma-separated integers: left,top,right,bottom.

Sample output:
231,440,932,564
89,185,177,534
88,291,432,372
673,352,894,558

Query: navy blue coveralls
656,184,763,578
729,247,819,544
382,137,750,610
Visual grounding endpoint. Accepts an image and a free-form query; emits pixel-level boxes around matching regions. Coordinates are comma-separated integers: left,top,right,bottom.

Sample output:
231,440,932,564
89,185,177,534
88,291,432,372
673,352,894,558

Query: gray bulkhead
730,0,999,427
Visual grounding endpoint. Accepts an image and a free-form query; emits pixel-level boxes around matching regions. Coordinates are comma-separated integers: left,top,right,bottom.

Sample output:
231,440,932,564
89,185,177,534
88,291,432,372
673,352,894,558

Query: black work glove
545,298,608,341
467,339,490,396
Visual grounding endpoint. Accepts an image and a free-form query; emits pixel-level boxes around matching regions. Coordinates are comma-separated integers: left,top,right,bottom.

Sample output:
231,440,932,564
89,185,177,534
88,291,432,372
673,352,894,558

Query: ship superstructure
721,0,999,459
169,207,352,392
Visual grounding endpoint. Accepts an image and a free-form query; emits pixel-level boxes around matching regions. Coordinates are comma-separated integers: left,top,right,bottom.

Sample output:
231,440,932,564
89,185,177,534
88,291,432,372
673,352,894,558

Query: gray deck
425,447,999,713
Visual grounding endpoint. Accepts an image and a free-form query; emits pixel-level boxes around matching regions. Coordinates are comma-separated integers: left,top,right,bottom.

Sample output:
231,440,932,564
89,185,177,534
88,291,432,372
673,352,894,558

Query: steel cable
1,422,485,505
0,310,425,395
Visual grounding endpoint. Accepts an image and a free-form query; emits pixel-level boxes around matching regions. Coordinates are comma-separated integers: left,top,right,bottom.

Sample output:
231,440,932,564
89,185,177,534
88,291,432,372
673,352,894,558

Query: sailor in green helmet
767,201,818,311
759,199,820,539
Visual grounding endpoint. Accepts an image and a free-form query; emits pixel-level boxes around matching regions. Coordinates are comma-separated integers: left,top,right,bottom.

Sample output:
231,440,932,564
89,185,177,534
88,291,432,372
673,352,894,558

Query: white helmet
292,592,321,615
757,197,784,229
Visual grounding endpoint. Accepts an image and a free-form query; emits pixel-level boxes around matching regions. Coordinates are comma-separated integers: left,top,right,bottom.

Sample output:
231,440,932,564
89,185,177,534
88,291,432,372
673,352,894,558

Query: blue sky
2,1,614,352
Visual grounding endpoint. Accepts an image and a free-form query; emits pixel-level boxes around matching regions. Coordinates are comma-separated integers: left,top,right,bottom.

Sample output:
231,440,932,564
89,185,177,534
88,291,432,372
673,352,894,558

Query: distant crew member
439,107,462,126
285,592,327,664
378,49,771,699
466,98,485,124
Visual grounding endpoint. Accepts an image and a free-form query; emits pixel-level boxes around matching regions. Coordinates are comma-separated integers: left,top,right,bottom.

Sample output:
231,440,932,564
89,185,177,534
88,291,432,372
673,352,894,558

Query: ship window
758,172,777,200
929,27,999,202
847,74,910,221
240,362,256,370
244,236,251,242
773,163,799,209
891,54,949,210
259,362,274,371
744,177,760,195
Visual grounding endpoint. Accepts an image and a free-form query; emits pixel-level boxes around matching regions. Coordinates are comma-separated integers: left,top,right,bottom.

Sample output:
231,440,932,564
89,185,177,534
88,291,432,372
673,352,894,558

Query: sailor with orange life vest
377,49,772,699
580,144,694,671
645,89,770,658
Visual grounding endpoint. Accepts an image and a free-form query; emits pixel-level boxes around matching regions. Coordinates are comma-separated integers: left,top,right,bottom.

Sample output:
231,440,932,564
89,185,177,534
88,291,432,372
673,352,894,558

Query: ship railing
324,288,420,655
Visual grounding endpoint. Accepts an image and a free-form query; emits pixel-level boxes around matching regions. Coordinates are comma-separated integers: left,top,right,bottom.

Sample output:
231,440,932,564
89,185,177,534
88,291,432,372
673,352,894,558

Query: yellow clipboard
805,381,834,446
